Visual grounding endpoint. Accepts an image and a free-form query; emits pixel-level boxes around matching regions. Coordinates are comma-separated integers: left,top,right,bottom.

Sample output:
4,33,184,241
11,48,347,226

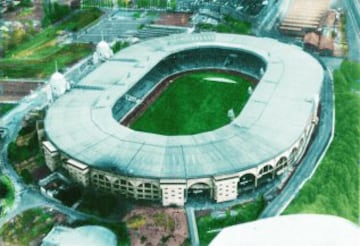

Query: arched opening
186,182,212,203
126,181,135,197
275,157,288,175
136,183,160,200
113,179,127,195
289,148,299,165
92,174,111,191
238,173,256,194
257,164,274,185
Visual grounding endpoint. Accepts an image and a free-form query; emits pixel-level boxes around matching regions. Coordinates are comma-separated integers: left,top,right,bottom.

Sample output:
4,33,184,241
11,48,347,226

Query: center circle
127,70,254,136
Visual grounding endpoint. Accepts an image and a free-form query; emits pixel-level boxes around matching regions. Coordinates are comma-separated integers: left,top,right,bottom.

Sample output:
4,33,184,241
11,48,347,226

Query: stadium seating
112,47,266,122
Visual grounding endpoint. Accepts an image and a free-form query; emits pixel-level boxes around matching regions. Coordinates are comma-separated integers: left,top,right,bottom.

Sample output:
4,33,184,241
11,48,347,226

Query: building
43,33,324,206
279,0,331,36
43,141,60,171
304,32,320,51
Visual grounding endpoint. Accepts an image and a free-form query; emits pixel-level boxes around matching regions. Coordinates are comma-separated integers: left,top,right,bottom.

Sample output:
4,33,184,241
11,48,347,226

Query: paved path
0,87,96,227
185,206,200,246
260,61,334,218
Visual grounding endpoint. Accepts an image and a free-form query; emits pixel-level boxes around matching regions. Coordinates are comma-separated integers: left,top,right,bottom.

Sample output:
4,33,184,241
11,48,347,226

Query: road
343,0,360,61
0,87,94,227
0,87,50,214
260,60,334,218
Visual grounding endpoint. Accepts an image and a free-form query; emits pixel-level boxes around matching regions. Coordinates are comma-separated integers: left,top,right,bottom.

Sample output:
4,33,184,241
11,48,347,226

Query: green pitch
130,71,254,135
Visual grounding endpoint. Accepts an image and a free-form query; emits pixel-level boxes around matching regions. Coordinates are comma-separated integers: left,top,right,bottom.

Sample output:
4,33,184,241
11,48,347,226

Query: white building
43,33,324,206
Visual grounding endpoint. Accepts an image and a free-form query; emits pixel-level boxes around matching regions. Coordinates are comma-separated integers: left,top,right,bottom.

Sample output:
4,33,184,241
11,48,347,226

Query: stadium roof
45,33,323,179
210,214,360,246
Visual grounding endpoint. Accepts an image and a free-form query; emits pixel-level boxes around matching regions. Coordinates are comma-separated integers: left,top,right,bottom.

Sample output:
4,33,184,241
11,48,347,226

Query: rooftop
45,33,323,179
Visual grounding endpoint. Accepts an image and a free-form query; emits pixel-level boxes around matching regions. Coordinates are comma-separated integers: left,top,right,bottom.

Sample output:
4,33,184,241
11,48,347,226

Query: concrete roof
210,214,360,246
44,33,323,179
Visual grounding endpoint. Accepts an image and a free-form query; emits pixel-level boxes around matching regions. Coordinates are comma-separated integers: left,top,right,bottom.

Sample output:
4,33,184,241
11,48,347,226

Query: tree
0,180,9,199
10,27,27,48
42,1,71,27
20,169,33,184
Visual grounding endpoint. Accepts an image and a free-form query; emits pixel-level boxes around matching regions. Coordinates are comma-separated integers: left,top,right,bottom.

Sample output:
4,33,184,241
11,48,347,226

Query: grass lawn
122,0,175,8
198,16,251,35
1,8,102,78
82,0,113,8
1,43,93,78
0,103,17,117
130,71,253,135
197,197,265,245
284,60,360,223
0,208,65,245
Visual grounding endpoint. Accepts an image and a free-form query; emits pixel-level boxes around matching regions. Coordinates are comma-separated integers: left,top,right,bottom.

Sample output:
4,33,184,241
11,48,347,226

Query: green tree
20,169,33,184
42,1,71,27
0,180,9,199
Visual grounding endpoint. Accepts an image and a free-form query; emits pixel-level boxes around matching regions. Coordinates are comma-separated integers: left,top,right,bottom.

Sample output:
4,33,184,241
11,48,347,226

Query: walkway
0,87,96,227
185,206,200,246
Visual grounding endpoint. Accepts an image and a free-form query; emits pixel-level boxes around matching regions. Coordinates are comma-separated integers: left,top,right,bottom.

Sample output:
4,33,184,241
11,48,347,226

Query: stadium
42,33,324,206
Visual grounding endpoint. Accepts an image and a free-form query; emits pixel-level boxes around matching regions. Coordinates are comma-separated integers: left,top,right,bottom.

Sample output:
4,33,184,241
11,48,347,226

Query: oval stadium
42,33,324,206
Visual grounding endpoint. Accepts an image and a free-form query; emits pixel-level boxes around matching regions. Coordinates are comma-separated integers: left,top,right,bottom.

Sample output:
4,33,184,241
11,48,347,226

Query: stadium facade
43,33,324,206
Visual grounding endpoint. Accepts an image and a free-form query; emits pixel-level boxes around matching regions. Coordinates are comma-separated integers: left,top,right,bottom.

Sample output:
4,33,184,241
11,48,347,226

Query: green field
82,0,176,9
0,208,63,245
197,197,265,245
0,103,17,117
130,71,253,135
198,15,251,35
0,8,102,78
284,60,360,223
82,0,113,8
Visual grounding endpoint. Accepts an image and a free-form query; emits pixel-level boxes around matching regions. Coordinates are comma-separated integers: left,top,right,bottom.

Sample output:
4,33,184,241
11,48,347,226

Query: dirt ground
124,206,188,246
3,0,44,22
155,13,191,27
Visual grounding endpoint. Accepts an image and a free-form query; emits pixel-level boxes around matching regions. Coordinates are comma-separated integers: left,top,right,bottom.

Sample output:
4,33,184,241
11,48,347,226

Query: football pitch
130,71,254,135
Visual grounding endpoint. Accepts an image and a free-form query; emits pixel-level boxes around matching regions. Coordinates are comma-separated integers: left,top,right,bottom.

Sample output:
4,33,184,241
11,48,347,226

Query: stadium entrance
186,183,212,203
238,173,256,194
